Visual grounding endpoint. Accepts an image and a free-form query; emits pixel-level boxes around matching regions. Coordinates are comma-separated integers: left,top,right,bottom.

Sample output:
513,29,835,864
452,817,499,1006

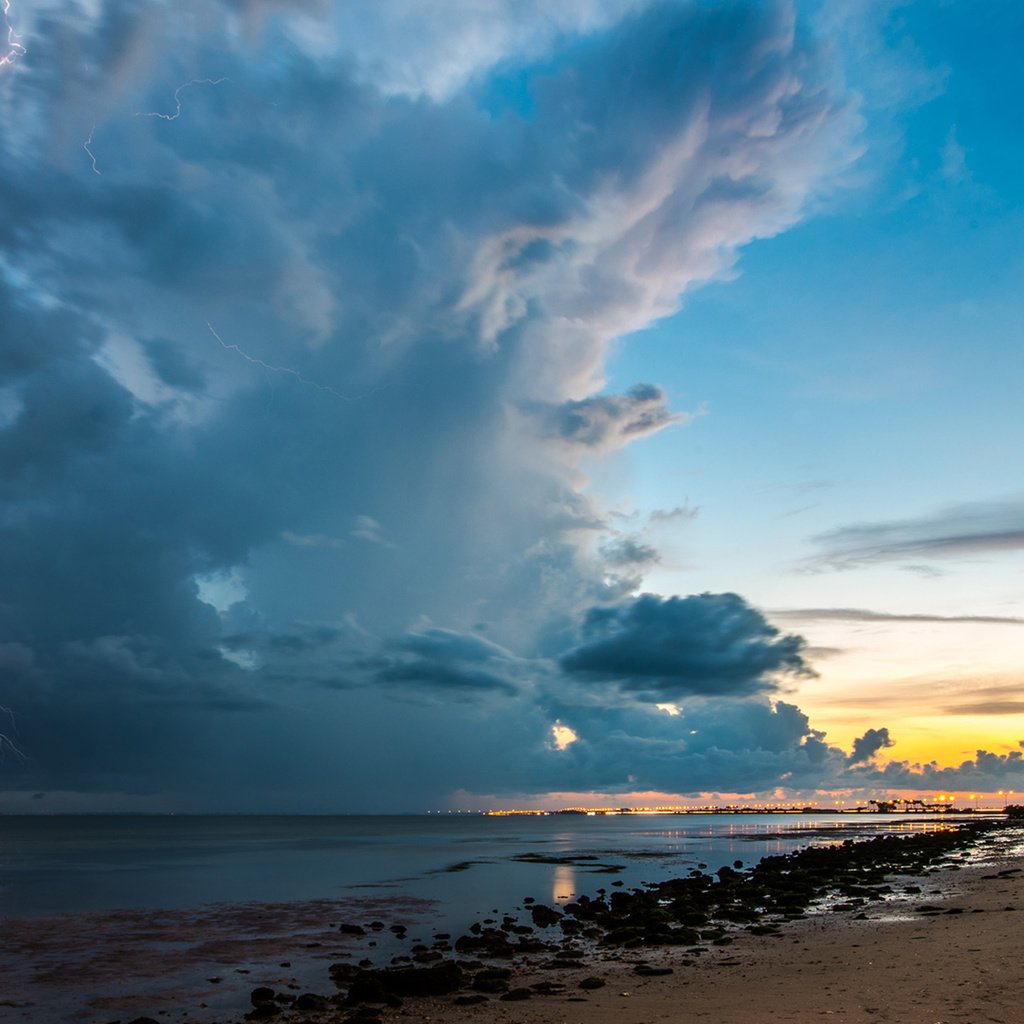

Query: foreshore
381,820,1024,1024
4,818,1022,1023
409,822,1024,1024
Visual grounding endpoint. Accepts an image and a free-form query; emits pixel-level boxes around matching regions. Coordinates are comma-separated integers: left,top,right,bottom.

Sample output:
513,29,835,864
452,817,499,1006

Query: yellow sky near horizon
781,617,1024,767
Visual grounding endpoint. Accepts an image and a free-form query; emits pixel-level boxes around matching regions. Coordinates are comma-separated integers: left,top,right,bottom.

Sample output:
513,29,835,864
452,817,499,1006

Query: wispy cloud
943,701,1024,716
773,607,1024,626
805,497,1024,570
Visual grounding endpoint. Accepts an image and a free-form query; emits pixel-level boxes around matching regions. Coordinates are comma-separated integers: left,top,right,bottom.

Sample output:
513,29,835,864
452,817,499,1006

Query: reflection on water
552,864,575,904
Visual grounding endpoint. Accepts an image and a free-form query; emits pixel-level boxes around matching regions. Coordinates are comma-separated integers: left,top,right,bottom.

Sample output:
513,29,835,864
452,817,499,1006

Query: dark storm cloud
221,625,347,654
560,593,811,699
599,536,661,568
846,726,894,765
497,696,852,796
140,336,206,391
529,384,680,450
368,628,523,698
807,498,1024,570
0,0,872,809
856,747,1024,793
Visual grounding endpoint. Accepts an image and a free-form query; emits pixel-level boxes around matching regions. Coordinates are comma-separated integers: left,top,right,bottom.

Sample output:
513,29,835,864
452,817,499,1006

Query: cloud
281,531,346,550
350,515,397,549
943,702,1024,717
560,592,812,700
806,498,1024,570
847,726,894,765
773,608,1024,626
529,384,682,451
648,503,699,524
599,536,661,568
858,747,1024,793
0,0,873,809
367,627,525,698
940,125,969,184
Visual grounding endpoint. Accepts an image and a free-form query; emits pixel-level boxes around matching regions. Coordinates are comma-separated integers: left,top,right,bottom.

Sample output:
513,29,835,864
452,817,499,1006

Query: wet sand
408,869,1022,1024
401,826,1024,1024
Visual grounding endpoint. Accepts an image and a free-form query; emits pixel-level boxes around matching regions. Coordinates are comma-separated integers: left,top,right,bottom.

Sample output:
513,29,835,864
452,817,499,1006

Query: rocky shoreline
141,817,1019,1024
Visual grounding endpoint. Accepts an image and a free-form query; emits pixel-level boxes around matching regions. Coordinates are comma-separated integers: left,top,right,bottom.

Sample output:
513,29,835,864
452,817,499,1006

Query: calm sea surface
0,812,963,924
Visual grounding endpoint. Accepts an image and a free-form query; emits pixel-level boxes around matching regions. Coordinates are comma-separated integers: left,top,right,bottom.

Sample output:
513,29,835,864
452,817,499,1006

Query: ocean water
0,813,969,1023
0,812,966,922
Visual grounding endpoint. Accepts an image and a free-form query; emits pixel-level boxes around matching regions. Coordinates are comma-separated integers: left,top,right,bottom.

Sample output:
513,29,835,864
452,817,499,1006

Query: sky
0,0,1021,813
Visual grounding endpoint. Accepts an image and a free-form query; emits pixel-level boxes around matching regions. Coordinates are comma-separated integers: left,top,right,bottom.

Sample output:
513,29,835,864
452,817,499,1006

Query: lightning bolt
208,323,375,403
0,704,26,762
1,0,25,69
83,124,101,175
136,77,228,121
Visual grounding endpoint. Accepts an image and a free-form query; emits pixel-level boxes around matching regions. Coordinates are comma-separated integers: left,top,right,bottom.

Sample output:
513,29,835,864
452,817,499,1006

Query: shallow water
0,812,969,922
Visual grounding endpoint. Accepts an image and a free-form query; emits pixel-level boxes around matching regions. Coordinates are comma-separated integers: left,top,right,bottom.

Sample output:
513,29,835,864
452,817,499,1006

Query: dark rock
500,988,533,1001
245,1007,279,1021
530,904,563,928
340,923,367,936
540,957,585,969
344,1010,383,1024
578,977,606,990
251,987,276,1006
293,993,328,1012
344,975,388,1005
346,961,465,1002
634,965,673,976
454,995,489,1006
329,963,360,985
530,981,565,995
471,968,512,994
